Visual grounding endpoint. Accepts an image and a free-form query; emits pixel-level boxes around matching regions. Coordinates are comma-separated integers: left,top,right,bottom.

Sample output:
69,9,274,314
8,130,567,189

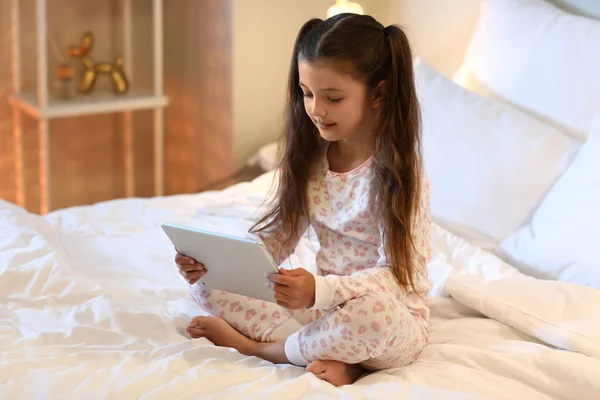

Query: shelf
8,90,169,120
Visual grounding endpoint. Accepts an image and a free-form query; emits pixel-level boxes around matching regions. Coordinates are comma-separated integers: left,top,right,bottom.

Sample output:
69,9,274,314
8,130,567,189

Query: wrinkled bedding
1,172,599,399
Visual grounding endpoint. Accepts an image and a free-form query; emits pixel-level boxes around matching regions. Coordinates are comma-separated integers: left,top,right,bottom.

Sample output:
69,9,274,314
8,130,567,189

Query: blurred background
1,0,597,214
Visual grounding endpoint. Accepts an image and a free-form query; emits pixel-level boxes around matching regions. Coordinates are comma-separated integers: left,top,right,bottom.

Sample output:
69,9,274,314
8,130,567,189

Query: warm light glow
326,0,364,18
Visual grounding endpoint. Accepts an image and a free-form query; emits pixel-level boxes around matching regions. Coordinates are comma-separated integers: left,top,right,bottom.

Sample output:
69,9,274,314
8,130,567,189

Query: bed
1,171,598,399
2,0,600,398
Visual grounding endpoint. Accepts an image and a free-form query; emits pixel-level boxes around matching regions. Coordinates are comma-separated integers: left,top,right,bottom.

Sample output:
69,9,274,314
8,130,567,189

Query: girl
175,13,431,387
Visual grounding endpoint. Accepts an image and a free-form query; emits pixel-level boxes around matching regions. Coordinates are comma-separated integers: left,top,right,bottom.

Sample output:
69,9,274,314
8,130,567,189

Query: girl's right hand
175,251,207,284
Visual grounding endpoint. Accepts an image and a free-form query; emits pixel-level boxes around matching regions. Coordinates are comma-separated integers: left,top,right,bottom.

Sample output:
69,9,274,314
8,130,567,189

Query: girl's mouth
317,122,336,130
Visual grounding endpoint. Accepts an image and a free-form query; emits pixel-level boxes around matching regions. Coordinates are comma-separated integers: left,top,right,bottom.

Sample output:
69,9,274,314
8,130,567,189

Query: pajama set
190,152,432,371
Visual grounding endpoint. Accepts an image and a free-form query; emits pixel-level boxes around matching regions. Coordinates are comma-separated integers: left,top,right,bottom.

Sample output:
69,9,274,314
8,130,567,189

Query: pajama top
258,152,432,327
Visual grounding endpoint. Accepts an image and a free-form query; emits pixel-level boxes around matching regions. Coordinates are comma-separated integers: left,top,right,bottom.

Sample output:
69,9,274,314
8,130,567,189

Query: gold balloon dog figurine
67,32,95,93
96,56,129,94
68,32,129,94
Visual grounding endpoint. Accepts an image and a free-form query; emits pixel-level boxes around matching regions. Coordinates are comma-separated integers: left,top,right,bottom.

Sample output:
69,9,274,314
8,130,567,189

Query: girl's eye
328,98,342,103
302,93,313,98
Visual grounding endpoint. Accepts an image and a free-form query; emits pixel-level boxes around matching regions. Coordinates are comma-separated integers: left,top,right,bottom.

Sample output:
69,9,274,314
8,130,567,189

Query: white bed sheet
1,172,600,400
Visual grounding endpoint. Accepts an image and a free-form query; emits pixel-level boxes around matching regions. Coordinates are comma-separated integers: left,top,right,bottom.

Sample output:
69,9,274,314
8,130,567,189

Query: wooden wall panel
0,0,233,213
163,0,233,195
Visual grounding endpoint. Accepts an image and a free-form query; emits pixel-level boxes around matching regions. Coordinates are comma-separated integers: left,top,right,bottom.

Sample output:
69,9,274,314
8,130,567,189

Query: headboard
391,0,600,78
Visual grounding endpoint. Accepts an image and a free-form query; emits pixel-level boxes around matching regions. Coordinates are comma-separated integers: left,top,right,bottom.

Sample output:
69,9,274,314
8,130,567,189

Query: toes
188,315,207,328
307,360,360,386
187,316,209,339
187,326,205,338
306,361,326,377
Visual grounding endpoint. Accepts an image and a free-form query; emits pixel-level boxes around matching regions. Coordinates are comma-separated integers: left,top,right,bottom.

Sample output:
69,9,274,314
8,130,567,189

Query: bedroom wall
390,0,481,78
163,0,233,195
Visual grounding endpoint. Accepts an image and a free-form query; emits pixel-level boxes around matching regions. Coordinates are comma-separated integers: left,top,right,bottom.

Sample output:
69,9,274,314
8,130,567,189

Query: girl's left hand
267,268,315,309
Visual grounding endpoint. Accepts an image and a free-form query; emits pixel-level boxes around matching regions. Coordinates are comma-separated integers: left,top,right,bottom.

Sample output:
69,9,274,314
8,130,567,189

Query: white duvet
1,172,599,400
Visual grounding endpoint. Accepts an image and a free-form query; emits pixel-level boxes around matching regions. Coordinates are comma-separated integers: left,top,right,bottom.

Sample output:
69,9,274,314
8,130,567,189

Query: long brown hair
250,14,423,292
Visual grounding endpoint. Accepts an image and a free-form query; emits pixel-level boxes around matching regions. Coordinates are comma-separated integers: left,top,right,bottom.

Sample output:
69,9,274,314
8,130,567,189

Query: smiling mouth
316,122,336,129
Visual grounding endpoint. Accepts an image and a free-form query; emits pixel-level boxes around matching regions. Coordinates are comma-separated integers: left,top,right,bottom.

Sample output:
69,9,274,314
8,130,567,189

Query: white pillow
454,0,600,141
416,59,580,251
498,115,600,288
247,142,279,171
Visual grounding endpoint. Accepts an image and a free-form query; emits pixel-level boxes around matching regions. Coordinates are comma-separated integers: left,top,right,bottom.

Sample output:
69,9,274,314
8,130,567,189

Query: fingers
282,268,310,277
267,268,310,284
269,282,306,310
175,252,205,269
269,282,301,303
180,262,206,273
181,269,206,284
175,252,205,275
267,269,313,309
175,252,196,264
272,280,303,298
272,287,291,302
267,273,292,286
268,281,289,293
266,277,293,308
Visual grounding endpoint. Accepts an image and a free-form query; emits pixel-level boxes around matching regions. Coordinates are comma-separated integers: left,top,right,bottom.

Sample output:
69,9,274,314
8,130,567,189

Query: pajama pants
190,282,427,371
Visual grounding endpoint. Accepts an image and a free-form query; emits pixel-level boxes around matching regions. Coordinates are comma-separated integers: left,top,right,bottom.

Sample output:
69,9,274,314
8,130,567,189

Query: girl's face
298,61,379,143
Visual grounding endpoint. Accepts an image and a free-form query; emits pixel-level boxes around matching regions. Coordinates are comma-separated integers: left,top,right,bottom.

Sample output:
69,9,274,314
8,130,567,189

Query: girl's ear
371,81,387,109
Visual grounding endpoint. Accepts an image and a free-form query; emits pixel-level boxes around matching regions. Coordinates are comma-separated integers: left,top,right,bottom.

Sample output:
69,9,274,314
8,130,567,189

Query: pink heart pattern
184,157,431,372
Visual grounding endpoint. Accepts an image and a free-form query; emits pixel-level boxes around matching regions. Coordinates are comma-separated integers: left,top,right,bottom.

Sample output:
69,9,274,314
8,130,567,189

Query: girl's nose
311,101,327,119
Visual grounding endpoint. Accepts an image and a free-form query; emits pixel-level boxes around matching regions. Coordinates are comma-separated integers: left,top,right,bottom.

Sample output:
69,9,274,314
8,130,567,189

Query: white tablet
161,222,279,303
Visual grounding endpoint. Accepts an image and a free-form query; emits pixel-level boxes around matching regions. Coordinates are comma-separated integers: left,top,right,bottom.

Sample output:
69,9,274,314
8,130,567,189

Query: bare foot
187,316,258,357
306,360,366,387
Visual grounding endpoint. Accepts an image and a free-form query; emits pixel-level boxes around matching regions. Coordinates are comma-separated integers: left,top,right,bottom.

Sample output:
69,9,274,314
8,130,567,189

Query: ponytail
382,25,420,127
372,24,423,293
